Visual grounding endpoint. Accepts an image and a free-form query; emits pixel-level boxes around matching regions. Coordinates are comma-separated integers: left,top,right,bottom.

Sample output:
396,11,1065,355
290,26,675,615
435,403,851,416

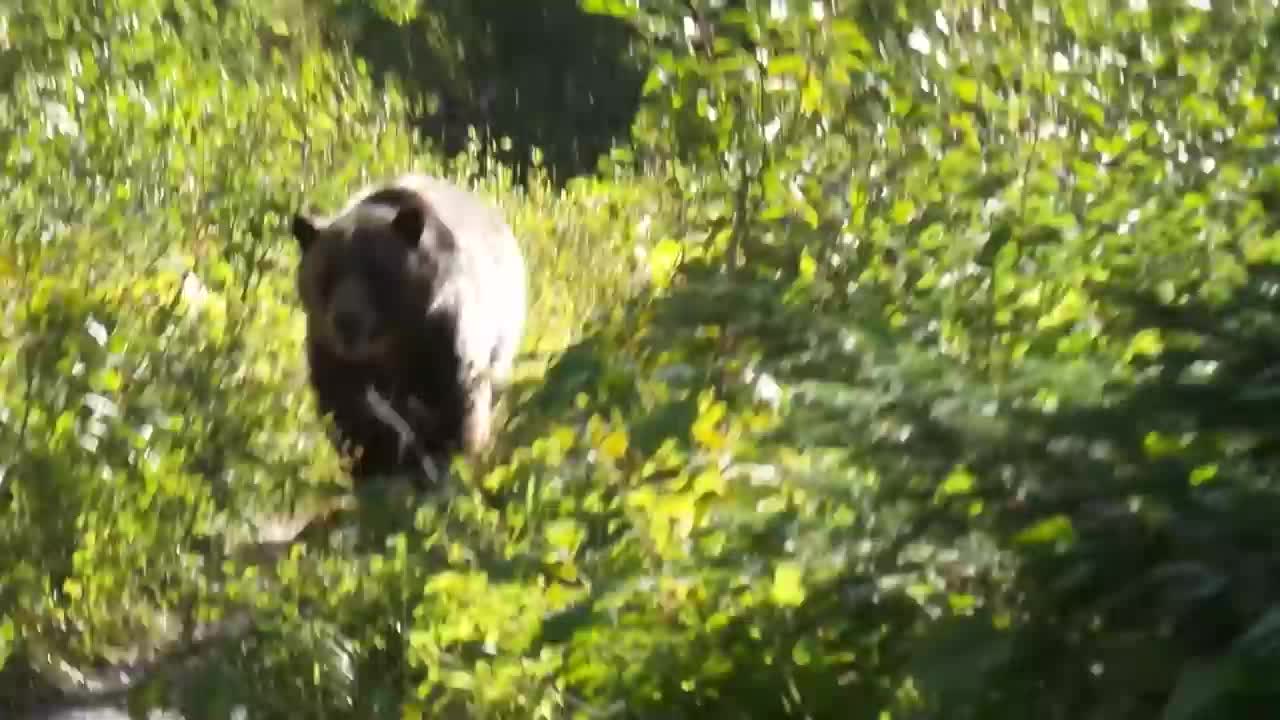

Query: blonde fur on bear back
327,173,518,255
338,172,527,387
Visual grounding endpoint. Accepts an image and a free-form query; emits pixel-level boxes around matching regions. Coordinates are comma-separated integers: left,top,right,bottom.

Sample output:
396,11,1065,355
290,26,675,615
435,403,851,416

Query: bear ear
292,213,319,253
390,205,426,248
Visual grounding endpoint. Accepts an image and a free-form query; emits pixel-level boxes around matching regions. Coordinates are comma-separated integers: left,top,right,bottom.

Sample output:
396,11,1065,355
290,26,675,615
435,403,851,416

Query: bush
6,0,1280,719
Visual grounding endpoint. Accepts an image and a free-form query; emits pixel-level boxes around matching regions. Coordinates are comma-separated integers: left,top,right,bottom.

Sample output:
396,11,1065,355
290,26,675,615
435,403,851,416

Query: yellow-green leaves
1124,328,1165,361
647,237,683,289
545,518,586,555
691,396,729,451
953,77,980,105
770,561,806,607
938,466,976,497
1014,515,1077,547
767,53,808,78
599,428,629,461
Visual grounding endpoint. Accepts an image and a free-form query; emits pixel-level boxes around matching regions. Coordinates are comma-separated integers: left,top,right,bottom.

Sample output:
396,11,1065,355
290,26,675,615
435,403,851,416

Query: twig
363,385,445,486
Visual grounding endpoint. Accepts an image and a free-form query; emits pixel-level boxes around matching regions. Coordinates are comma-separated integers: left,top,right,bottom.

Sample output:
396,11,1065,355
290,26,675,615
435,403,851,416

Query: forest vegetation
3,1,1280,718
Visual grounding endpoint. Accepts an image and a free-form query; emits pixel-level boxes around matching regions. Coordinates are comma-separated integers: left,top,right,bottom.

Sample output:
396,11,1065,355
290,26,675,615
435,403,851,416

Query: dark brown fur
292,174,527,488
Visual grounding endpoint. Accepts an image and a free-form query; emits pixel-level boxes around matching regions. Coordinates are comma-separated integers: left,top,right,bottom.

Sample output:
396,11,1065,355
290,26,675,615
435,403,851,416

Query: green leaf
791,641,813,666
770,562,807,607
948,593,977,614
1014,515,1076,546
939,467,976,496
830,19,873,54
0,618,14,666
800,73,825,113
580,0,637,17
767,54,808,77
1040,288,1089,329
797,247,817,283
648,238,683,288
890,199,916,225
89,368,123,393
1188,464,1218,487
443,670,475,690
1125,328,1165,360
953,77,979,105
545,518,584,552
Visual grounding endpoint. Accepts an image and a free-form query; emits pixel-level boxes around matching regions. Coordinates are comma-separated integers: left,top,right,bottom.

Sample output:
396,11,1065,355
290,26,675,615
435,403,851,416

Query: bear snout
333,309,367,347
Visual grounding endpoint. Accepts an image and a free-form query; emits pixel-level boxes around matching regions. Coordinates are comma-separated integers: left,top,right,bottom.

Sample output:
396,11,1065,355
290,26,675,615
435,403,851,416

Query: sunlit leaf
939,467,976,497
770,562,806,607
599,429,629,460
953,77,979,104
1014,515,1077,546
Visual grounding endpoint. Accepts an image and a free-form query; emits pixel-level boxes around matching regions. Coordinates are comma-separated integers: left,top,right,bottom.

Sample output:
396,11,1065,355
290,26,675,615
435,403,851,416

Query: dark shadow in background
330,0,647,185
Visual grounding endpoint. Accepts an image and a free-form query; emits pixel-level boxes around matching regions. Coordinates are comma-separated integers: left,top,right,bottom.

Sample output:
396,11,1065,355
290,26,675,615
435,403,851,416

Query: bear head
291,186,453,364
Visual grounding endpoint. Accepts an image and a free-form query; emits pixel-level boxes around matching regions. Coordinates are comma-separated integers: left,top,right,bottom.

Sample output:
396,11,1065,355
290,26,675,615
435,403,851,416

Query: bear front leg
460,377,494,456
325,395,405,483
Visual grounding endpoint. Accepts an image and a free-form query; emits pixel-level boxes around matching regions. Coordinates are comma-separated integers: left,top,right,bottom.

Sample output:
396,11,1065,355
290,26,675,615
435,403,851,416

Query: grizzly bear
291,173,527,488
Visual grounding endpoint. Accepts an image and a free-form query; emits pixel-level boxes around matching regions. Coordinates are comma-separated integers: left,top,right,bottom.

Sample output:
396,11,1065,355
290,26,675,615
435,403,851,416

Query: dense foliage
3,0,1280,718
